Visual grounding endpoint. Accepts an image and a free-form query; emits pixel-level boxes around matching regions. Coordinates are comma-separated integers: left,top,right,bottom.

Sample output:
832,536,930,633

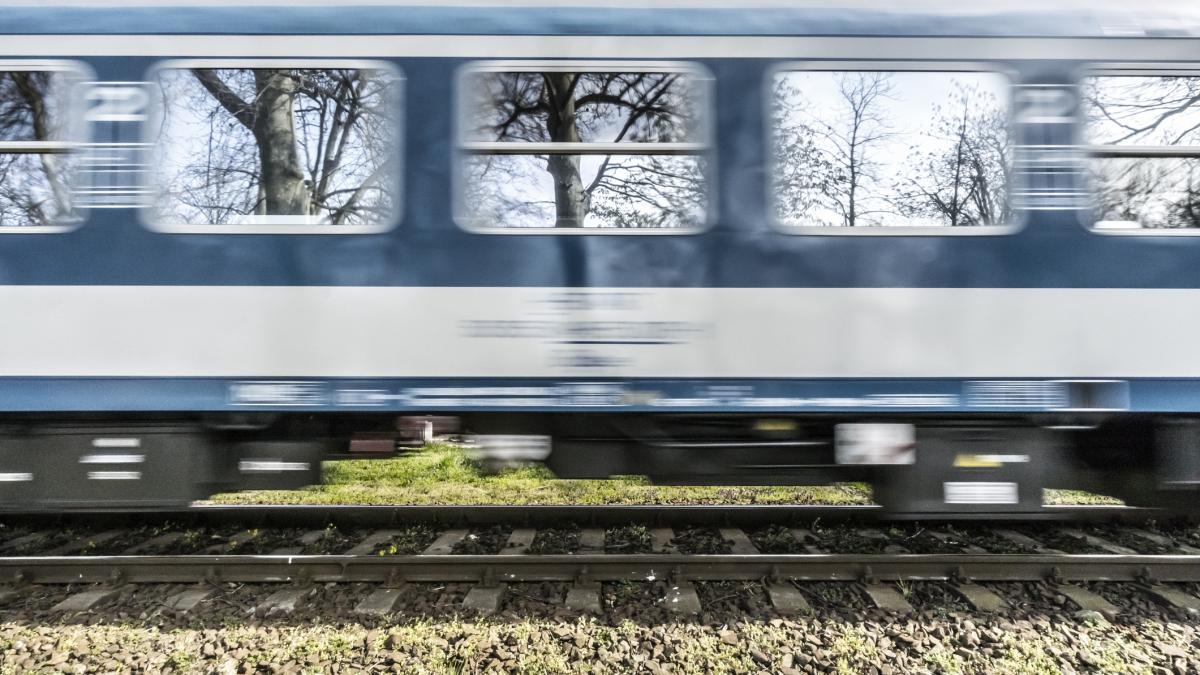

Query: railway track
3,514,1200,618
7,551,1200,586
4,551,1200,618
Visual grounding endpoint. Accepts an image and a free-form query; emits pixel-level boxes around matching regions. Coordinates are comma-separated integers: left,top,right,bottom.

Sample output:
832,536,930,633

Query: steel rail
3,503,1157,528
4,553,1199,585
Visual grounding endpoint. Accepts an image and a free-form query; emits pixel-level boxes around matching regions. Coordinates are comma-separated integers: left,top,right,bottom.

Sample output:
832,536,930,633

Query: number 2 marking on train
85,84,150,122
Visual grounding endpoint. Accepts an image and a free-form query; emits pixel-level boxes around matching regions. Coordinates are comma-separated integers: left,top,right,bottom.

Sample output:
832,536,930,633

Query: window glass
0,70,76,228
151,66,398,229
1085,75,1200,229
458,67,708,230
771,70,1012,229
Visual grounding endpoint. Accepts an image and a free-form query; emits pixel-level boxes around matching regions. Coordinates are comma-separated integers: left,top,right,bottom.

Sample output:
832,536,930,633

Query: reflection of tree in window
0,72,71,227
896,83,1011,227
772,71,1011,228
155,68,395,226
1085,76,1200,228
462,71,706,228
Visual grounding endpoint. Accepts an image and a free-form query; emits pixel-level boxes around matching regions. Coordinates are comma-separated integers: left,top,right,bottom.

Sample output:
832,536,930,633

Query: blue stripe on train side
0,6,1164,38
0,376,1190,413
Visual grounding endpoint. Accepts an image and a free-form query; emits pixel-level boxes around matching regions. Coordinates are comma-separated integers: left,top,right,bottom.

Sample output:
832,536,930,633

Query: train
1,0,1200,514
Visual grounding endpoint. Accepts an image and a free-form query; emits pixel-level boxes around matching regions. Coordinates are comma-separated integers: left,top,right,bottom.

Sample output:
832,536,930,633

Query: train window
456,63,709,231
148,62,400,233
770,68,1014,232
0,67,80,230
1084,74,1200,231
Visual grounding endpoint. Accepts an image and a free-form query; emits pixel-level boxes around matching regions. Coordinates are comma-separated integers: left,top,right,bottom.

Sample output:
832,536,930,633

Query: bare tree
1086,76,1200,146
772,72,897,226
1092,157,1200,228
0,71,70,227
771,77,836,220
156,68,395,226
1086,76,1200,228
896,83,1011,226
805,73,896,227
463,71,704,228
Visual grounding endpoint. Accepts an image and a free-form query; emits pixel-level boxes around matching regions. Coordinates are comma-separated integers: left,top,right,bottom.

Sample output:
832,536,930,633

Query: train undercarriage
469,413,1200,516
0,412,1196,514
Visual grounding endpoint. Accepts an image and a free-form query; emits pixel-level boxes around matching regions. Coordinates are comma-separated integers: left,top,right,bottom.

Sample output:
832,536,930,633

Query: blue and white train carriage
1,0,1200,513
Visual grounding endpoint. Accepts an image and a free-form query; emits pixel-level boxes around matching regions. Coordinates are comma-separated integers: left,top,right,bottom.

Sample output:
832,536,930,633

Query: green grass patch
1043,489,1124,506
211,442,872,506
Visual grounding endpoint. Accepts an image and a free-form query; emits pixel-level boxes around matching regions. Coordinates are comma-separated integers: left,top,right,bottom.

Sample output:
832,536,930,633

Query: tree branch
191,69,256,130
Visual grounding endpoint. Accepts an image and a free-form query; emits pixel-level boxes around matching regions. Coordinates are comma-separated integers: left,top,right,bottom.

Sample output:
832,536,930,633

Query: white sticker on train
943,482,1019,505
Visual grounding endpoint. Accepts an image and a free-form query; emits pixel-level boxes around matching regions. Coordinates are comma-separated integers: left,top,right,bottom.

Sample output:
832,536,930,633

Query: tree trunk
543,73,588,227
252,70,309,216
11,73,69,219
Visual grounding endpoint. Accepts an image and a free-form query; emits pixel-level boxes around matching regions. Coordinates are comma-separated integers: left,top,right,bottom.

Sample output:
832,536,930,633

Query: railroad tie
718,528,760,555
345,530,403,556
862,584,914,614
927,531,988,554
577,528,605,553
270,529,329,555
163,587,215,613
0,533,44,554
354,586,408,616
257,587,314,616
1058,529,1139,555
788,528,824,554
565,582,602,613
501,529,538,555
51,586,128,613
765,581,811,615
663,582,701,614
1127,529,1200,554
204,530,259,555
650,528,675,553
122,532,184,555
952,583,1009,612
45,531,126,556
994,529,1063,554
1142,585,1200,616
0,588,18,607
422,529,470,555
462,584,506,615
1054,584,1120,618
858,528,909,554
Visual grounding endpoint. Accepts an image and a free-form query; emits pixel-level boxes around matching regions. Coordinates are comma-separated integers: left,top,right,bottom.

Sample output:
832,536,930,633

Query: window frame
0,60,92,234
452,59,716,235
141,58,404,235
1080,64,1200,237
765,60,1024,237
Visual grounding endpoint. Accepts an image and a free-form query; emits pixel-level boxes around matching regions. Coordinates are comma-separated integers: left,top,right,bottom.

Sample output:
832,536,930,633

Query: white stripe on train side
0,285,1189,378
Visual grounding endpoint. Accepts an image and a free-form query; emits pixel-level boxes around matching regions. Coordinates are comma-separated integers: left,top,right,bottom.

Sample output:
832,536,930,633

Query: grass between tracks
1042,490,1122,506
210,442,1120,507
210,442,870,506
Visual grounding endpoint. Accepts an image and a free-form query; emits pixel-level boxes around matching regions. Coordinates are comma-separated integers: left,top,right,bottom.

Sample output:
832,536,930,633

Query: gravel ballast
5,512,1200,672
2,588,1199,674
